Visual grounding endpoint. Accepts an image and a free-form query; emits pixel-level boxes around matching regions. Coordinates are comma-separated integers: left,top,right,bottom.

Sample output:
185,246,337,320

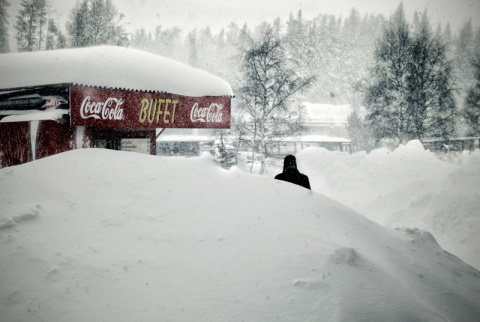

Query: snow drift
296,140,480,271
1,149,479,321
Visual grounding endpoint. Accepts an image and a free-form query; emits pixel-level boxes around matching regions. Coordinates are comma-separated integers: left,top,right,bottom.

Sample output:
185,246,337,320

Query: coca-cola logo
80,96,124,120
190,102,223,123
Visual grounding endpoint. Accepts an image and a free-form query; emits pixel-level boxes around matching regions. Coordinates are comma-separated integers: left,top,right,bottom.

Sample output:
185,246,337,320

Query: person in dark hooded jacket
274,155,311,190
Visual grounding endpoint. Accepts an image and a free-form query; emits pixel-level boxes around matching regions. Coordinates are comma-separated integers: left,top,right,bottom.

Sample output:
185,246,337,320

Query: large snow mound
295,140,480,271
0,149,479,321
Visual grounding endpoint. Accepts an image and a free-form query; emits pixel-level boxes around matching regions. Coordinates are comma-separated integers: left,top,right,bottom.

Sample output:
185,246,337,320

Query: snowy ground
236,140,480,272
299,140,480,272
1,144,480,321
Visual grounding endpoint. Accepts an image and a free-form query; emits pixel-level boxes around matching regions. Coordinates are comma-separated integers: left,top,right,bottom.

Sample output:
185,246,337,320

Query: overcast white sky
120,0,479,32
6,0,480,47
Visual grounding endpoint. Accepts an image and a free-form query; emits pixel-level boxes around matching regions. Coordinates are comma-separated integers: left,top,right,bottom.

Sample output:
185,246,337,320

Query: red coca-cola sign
70,86,231,129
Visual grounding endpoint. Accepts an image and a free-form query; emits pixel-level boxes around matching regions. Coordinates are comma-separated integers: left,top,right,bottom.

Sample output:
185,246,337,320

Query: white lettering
190,102,224,123
80,96,125,121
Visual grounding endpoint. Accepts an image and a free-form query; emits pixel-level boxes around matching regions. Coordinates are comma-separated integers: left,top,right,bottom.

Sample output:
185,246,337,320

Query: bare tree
235,26,314,173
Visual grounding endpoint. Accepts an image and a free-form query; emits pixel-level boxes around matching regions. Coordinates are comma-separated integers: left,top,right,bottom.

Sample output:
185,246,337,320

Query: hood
283,155,297,172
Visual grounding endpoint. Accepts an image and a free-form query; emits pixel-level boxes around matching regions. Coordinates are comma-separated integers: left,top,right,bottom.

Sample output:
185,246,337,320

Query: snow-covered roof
282,135,350,143
236,135,350,143
0,46,234,98
157,135,215,142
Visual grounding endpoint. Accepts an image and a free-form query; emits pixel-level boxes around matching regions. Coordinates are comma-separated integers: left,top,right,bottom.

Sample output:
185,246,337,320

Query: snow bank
1,148,479,321
296,140,480,271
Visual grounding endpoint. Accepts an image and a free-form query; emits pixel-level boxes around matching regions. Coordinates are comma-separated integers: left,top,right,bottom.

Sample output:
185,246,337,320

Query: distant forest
128,9,480,107
2,0,478,106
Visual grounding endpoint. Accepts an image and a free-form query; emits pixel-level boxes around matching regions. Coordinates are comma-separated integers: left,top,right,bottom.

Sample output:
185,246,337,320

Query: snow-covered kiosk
0,46,233,167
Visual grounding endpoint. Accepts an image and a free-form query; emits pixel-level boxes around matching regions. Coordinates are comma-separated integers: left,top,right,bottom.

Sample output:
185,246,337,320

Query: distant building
302,103,352,138
266,135,352,155
157,133,215,156
264,103,353,154
154,103,354,157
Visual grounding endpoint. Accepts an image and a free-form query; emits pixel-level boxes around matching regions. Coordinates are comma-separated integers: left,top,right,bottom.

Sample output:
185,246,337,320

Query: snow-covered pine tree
130,28,153,52
463,56,480,136
346,110,375,152
0,0,10,53
66,0,127,48
364,4,412,145
15,0,48,52
364,4,456,145
46,18,66,50
187,30,198,67
454,19,475,96
152,25,183,59
406,10,456,140
475,28,480,57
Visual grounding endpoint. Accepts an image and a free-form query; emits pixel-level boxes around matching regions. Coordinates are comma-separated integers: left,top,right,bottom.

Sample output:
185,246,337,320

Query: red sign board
70,86,231,129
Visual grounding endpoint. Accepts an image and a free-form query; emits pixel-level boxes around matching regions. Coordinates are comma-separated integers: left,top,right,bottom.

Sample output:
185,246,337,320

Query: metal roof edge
71,83,235,98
